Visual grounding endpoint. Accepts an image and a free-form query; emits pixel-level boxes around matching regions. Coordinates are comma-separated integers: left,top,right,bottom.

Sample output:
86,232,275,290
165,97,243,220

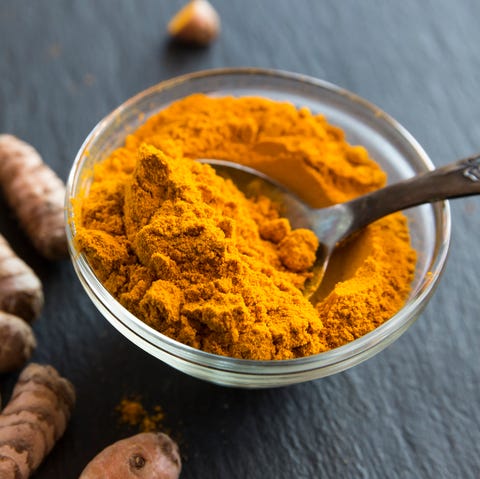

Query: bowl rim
66,67,451,375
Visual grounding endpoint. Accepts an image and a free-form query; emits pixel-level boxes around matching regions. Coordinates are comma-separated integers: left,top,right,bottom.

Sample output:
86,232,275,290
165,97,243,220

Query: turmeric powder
74,94,416,359
116,397,165,433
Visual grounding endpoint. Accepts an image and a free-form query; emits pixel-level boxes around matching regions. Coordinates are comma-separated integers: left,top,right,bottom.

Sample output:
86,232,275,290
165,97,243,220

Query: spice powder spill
116,397,165,433
75,94,416,360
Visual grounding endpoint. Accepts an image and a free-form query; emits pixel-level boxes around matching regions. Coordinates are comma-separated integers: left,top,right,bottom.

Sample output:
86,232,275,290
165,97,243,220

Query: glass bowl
65,68,451,388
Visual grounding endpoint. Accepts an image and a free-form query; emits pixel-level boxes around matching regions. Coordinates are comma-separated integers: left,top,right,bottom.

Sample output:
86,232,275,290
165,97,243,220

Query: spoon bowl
204,153,480,300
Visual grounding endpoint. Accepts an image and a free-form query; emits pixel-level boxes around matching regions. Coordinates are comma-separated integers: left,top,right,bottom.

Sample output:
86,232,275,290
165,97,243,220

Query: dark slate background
1,1,479,478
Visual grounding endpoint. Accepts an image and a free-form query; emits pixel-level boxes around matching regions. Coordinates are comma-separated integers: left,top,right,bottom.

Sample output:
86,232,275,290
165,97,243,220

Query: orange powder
75,94,416,359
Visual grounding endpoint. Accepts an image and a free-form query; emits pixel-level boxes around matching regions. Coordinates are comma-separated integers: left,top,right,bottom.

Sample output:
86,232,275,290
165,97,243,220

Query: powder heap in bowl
74,94,416,360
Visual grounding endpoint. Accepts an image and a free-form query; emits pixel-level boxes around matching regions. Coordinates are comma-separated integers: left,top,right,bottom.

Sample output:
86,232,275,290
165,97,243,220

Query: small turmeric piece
0,234,43,323
168,0,220,46
0,134,68,260
0,311,36,374
79,432,181,479
0,363,76,479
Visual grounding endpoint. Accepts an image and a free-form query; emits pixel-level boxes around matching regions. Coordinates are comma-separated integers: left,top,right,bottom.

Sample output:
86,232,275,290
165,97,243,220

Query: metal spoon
204,154,480,300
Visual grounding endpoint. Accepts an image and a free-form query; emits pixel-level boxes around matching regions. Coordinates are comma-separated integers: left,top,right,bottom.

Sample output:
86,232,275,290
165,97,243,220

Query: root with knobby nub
0,134,68,260
79,432,181,479
0,234,43,323
0,363,76,479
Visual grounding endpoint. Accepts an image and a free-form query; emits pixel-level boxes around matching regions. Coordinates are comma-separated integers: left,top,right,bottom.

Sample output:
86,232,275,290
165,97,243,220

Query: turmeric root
0,234,43,322
79,432,181,479
168,0,220,46
0,134,68,260
0,311,36,374
0,363,75,479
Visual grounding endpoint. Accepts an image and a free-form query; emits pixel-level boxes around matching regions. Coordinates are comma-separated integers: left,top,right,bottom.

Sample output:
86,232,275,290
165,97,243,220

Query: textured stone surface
1,1,479,477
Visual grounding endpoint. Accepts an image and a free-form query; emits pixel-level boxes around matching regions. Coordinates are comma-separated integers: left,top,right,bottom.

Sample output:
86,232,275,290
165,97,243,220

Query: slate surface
1,1,479,478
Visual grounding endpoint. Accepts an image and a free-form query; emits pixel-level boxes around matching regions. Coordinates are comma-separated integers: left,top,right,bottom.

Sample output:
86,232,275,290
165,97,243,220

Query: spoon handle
343,153,480,238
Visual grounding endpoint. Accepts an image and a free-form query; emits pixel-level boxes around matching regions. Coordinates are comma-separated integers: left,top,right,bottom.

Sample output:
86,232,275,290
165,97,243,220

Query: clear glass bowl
65,68,451,388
